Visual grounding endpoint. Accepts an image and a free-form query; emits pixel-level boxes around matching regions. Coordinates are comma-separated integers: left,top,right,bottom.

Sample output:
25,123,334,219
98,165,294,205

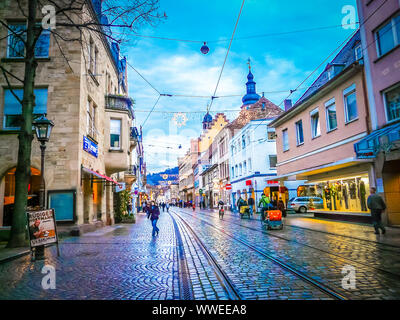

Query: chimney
284,99,293,112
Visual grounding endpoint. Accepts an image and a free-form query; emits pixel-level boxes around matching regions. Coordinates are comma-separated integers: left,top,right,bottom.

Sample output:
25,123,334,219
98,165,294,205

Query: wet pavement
0,207,399,300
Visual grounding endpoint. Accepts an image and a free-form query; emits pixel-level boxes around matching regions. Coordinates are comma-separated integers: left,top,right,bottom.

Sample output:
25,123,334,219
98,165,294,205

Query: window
384,84,400,122
267,131,276,141
239,164,242,176
355,44,363,61
269,155,277,168
325,98,337,131
375,14,400,57
235,165,238,177
242,135,246,149
110,119,121,149
88,37,94,72
282,129,289,151
87,99,97,140
3,88,47,129
295,120,304,145
344,84,358,123
248,158,252,172
232,167,235,177
243,161,247,174
310,108,321,138
7,23,50,58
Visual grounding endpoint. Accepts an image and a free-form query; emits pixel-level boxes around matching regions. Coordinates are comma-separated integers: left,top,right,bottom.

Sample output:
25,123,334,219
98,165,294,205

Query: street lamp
33,115,54,210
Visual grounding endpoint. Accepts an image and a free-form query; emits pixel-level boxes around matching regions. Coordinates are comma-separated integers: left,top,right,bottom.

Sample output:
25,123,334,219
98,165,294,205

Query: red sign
246,180,252,186
267,180,279,185
225,184,232,190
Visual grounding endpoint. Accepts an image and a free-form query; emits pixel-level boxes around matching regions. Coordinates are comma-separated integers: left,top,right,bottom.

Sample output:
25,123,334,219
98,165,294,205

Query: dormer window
355,44,363,61
327,64,345,80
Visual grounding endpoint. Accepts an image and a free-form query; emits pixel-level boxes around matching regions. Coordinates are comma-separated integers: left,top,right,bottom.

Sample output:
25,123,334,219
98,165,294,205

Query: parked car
288,197,324,213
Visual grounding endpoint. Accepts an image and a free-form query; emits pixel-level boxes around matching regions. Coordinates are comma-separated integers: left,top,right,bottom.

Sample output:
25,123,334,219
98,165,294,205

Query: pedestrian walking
166,202,170,213
367,187,387,235
277,198,286,217
162,202,166,212
147,201,160,237
248,196,255,215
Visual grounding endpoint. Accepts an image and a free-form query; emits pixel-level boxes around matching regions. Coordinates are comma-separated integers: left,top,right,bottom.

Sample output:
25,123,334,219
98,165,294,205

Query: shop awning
81,166,121,187
354,122,400,159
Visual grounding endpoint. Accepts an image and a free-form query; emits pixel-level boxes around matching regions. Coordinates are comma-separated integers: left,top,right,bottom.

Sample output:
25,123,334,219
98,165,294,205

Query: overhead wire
207,0,246,114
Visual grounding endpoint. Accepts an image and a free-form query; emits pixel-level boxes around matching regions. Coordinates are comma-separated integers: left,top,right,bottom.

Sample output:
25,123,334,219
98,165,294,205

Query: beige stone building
0,0,138,232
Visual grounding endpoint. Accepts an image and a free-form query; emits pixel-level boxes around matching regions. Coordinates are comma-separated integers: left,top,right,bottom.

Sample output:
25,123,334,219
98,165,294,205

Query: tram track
172,208,347,300
188,208,400,279
168,211,242,300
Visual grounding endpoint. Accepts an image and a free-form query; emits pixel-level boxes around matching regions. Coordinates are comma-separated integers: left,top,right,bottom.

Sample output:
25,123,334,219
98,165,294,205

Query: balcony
124,165,137,185
130,127,139,149
105,94,134,118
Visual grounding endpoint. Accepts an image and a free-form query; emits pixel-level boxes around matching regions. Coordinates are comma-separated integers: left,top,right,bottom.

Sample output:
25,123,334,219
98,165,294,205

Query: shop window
3,88,47,130
344,84,358,123
310,108,321,138
110,119,122,149
282,129,289,151
7,23,50,58
375,13,400,57
295,120,304,145
325,98,337,132
384,84,400,122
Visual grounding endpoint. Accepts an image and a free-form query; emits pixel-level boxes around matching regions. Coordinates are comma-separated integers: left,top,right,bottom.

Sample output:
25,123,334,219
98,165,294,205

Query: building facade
354,0,400,226
271,31,375,215
0,0,138,230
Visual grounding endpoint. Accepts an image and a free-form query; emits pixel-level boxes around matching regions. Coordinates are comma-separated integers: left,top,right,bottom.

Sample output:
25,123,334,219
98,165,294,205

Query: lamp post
32,116,54,260
33,115,54,210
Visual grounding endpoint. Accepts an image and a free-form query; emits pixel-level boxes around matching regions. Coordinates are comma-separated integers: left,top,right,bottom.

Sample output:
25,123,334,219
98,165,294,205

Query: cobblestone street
1,208,400,300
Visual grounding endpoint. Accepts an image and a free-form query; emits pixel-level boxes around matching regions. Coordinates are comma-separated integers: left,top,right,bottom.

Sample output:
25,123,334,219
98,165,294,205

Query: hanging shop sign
27,209,60,259
83,136,98,158
246,180,252,186
267,180,279,185
225,184,232,190
116,182,126,193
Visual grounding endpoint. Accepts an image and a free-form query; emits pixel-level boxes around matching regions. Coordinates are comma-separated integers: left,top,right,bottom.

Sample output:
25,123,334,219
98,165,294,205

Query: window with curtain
310,109,321,138
7,23,50,58
344,84,358,123
3,88,47,129
325,98,337,131
110,119,121,149
295,120,304,145
385,84,400,122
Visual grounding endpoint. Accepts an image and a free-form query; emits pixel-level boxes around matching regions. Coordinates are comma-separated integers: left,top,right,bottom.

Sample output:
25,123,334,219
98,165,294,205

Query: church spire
242,58,260,107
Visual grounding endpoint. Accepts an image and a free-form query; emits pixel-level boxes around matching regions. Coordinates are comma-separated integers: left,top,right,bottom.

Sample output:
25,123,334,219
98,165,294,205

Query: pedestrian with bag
277,198,286,217
147,201,160,237
367,187,387,235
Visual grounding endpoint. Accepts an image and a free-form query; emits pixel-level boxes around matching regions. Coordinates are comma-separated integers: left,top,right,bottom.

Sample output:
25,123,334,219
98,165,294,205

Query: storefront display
297,174,370,213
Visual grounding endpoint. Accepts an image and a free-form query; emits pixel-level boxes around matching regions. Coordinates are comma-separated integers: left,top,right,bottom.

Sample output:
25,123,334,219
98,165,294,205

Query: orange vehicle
264,210,283,230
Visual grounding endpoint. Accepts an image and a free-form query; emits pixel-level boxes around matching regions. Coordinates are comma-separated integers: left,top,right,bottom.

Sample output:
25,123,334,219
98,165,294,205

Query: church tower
242,59,261,108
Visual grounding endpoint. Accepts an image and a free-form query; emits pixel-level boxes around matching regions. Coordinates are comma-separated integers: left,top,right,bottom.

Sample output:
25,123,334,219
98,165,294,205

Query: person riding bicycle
258,194,271,221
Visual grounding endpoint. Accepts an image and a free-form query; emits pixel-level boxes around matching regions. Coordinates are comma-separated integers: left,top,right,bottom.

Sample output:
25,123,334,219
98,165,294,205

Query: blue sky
120,0,358,173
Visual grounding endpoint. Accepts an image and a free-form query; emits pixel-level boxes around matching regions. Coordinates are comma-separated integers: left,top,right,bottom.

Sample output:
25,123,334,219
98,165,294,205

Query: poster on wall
27,209,58,247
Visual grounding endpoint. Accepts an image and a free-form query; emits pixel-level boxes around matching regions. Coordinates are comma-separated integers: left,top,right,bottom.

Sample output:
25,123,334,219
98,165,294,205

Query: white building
229,119,280,211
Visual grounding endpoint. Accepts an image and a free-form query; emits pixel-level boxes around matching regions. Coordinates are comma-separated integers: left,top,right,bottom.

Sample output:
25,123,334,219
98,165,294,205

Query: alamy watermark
41,265,56,290
342,5,357,30
41,5,56,30
341,265,356,290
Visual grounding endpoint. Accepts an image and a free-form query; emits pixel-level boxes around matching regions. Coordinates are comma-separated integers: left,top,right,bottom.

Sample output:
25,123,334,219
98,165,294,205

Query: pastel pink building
271,32,375,216
355,0,400,225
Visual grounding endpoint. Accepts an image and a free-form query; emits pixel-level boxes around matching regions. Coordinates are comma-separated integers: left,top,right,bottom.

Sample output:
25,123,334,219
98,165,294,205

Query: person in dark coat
277,198,286,217
161,202,166,212
367,187,386,235
247,197,255,215
143,202,151,215
147,201,160,236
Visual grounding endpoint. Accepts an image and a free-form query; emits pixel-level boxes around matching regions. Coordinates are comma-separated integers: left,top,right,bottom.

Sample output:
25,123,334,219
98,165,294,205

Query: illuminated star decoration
172,112,188,127
162,174,168,180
